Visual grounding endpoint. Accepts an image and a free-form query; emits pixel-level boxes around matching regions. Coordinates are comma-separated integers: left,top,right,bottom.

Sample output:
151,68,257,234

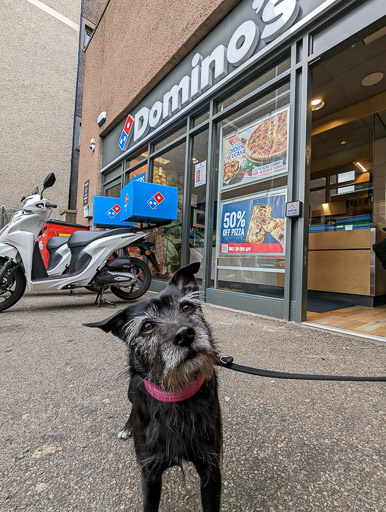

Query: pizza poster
220,193,285,255
221,106,289,191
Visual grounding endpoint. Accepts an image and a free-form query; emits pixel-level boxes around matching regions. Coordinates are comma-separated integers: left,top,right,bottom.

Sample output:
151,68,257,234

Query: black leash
217,356,386,382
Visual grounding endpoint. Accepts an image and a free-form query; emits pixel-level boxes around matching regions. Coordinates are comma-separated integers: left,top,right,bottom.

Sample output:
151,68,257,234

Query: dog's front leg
141,466,164,512
195,461,222,512
118,411,132,439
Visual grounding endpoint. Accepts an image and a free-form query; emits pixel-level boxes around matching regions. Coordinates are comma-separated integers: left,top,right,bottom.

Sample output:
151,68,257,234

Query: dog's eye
181,303,194,313
141,321,154,333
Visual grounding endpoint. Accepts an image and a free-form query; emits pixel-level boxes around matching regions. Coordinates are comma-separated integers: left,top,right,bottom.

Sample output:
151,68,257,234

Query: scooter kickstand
95,287,116,308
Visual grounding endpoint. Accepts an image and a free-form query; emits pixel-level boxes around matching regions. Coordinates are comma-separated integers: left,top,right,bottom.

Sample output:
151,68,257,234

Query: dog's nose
174,326,195,347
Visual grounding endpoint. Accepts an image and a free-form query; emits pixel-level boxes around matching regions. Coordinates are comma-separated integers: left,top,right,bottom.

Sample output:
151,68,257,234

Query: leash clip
220,356,234,366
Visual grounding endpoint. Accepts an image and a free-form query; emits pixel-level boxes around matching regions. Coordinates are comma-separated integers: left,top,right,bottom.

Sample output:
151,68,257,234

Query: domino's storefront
97,0,386,324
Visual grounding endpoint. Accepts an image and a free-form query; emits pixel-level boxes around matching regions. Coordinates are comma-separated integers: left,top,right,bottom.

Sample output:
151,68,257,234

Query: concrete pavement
1,290,385,511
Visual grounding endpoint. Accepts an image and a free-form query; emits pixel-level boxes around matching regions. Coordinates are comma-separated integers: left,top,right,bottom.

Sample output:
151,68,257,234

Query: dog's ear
169,262,200,292
83,307,130,338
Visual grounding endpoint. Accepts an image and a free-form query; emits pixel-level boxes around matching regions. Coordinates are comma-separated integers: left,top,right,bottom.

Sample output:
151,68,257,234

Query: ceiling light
354,161,367,173
361,72,384,86
340,140,347,145
154,156,170,165
311,98,325,111
363,27,386,45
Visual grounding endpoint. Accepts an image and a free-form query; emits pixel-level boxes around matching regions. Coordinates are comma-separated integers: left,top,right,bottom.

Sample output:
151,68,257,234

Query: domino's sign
93,196,134,228
93,182,177,227
117,0,300,152
147,191,165,209
118,115,134,151
106,203,121,219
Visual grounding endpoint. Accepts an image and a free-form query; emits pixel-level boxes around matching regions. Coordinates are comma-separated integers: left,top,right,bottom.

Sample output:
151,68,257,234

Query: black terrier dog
85,262,222,512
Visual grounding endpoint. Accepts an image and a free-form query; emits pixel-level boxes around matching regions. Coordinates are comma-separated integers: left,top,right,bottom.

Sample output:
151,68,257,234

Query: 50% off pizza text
222,210,246,237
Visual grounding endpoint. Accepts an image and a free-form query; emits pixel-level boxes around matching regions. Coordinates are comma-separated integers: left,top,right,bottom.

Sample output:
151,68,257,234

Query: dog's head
85,262,218,391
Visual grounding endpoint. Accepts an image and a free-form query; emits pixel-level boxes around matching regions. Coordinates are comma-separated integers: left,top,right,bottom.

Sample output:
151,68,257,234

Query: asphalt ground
0,289,385,512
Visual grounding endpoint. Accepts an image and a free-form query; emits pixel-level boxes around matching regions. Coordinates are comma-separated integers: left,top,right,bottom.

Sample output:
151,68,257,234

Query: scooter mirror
43,173,56,189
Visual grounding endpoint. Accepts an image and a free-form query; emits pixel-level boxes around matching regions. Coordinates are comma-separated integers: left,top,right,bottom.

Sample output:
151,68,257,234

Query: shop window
212,85,290,298
151,143,186,280
217,56,290,111
153,124,186,152
105,183,121,198
126,148,148,170
192,109,210,127
307,29,386,310
124,163,148,185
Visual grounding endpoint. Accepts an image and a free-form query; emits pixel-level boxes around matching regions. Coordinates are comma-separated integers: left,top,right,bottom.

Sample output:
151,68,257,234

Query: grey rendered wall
68,0,107,211
0,0,81,218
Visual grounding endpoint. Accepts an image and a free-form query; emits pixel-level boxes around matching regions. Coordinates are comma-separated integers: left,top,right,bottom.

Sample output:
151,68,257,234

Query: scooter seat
67,228,134,248
46,236,69,251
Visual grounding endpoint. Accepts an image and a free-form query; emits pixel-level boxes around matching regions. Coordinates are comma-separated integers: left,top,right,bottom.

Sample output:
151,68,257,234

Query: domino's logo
124,193,129,212
118,114,134,151
106,204,121,218
147,192,165,209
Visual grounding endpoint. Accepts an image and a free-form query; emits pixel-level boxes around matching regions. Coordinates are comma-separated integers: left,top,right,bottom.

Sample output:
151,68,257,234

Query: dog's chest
132,384,221,467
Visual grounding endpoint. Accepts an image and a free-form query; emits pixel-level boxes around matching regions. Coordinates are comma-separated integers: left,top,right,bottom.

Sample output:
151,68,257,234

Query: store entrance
306,23,386,337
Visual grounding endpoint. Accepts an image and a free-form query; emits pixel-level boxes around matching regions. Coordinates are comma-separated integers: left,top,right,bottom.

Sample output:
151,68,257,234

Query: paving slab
0,290,385,511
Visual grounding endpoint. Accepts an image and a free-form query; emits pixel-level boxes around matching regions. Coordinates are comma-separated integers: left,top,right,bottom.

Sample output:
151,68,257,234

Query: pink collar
144,374,206,402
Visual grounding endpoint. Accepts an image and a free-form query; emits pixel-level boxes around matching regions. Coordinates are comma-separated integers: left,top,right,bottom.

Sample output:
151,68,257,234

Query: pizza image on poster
244,110,288,164
221,106,289,191
223,160,240,183
220,192,286,255
245,204,272,243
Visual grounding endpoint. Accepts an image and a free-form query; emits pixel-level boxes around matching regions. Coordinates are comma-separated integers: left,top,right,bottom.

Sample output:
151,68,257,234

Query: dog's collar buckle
144,374,206,402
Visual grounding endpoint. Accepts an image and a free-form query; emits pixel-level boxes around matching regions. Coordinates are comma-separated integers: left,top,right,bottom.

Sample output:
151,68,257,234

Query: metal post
290,34,312,322
202,101,216,296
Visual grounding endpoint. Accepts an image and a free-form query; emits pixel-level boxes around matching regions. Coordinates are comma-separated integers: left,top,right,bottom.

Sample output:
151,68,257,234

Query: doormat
307,298,355,313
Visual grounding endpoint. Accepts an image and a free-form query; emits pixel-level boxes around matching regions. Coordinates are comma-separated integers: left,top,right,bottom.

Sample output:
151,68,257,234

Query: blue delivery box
93,196,134,228
120,181,178,222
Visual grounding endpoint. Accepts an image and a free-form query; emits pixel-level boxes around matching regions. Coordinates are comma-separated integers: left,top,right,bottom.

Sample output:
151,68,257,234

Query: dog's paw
117,426,132,440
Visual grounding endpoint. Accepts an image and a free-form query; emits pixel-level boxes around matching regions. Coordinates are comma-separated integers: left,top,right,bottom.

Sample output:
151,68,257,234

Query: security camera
90,138,96,152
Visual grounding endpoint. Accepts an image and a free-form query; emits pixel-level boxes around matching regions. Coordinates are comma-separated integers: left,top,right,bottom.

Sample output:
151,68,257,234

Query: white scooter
44,224,160,293
0,173,160,312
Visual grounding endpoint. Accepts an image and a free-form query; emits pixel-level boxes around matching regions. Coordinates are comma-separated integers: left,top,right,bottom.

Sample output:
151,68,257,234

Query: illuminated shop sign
118,0,299,151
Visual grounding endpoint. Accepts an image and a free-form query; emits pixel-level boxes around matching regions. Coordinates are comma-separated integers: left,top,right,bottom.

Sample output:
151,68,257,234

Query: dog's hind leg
195,461,222,512
117,411,132,439
141,466,164,512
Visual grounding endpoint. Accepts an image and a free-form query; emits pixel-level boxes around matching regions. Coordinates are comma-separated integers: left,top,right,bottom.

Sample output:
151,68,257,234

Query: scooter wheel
110,257,151,301
0,257,26,312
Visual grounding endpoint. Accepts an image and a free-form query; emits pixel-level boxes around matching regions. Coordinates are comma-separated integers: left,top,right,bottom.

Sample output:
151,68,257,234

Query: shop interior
306,22,386,337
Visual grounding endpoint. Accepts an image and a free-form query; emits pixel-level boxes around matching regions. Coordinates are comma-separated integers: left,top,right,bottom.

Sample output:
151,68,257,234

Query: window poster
194,160,206,187
220,192,286,256
129,165,148,183
220,106,289,191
